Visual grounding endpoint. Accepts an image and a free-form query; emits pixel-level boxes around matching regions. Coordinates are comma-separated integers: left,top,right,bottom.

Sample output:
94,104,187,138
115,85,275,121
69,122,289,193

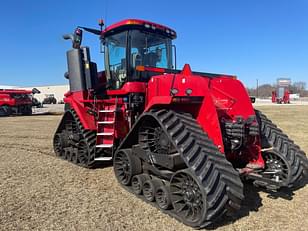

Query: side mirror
250,96,256,104
63,28,83,49
32,88,41,94
64,72,69,79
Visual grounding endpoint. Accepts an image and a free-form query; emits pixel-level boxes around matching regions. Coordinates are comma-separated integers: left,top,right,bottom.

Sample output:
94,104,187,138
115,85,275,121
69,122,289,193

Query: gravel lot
0,106,307,231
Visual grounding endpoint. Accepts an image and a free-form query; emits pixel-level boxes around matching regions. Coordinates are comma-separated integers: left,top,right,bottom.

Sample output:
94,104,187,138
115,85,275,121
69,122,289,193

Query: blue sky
0,0,307,88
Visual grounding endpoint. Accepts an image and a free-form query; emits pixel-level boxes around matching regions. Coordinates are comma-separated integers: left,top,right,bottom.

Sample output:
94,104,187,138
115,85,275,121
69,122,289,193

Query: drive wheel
114,150,142,186
255,109,308,187
170,169,206,226
262,150,291,186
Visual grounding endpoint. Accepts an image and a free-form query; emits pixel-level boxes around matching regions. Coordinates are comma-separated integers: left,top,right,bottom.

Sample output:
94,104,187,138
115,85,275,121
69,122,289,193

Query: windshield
104,30,173,89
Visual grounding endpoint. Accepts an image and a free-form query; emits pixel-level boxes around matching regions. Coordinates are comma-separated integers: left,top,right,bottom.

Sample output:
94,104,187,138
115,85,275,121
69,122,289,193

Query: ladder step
94,157,113,161
96,144,114,148
98,121,115,124
99,110,115,113
97,132,114,136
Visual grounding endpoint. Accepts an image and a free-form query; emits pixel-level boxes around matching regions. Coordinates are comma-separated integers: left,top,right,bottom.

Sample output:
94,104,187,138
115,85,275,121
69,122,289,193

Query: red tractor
272,78,291,104
272,89,290,104
0,88,38,116
54,19,308,228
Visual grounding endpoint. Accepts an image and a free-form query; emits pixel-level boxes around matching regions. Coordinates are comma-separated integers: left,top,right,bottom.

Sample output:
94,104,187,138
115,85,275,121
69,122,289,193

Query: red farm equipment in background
272,78,291,104
53,19,308,228
0,88,39,116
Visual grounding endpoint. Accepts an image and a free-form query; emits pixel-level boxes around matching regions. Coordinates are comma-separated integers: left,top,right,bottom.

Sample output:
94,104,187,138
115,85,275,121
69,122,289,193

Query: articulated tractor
54,19,308,228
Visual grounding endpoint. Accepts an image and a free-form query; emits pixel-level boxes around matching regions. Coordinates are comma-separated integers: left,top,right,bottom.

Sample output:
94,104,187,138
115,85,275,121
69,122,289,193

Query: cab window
105,31,127,89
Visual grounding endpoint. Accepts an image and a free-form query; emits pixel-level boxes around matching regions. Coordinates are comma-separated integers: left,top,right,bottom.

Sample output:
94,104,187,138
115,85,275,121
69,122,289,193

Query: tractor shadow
263,177,308,200
207,183,262,229
208,179,308,229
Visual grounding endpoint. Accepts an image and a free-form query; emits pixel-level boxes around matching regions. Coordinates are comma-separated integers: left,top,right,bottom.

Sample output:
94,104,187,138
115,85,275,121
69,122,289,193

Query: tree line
247,81,308,98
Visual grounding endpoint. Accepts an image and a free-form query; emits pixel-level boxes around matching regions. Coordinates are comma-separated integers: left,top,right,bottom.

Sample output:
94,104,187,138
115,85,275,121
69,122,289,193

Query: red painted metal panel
0,89,33,107
102,19,176,38
107,82,146,96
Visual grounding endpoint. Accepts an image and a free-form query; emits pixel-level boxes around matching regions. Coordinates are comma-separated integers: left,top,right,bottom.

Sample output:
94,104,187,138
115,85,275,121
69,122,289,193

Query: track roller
132,174,151,195
155,182,172,210
143,178,162,202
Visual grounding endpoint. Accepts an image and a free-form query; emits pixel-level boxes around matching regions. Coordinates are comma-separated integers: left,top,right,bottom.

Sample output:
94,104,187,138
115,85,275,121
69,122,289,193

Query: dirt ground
0,105,307,231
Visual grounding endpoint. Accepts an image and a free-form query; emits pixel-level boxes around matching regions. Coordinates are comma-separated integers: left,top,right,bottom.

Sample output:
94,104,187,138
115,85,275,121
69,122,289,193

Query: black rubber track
255,109,308,187
53,110,97,168
146,109,244,228
70,110,97,168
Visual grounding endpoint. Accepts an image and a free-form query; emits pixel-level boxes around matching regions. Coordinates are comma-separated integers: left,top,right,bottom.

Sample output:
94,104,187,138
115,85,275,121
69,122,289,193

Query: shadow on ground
209,179,308,229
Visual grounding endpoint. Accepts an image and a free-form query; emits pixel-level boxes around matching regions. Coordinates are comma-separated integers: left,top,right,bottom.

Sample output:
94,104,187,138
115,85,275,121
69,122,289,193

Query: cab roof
101,19,177,39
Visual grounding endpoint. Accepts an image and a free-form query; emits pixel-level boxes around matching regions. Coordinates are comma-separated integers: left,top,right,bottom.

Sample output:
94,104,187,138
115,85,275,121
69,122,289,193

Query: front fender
144,96,172,112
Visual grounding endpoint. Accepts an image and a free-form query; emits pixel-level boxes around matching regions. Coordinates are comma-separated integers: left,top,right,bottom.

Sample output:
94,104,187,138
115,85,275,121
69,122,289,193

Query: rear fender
64,96,96,130
55,110,74,133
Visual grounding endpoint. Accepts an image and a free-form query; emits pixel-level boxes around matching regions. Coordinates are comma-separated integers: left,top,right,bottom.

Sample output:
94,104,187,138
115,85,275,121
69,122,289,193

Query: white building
0,85,19,89
20,85,69,103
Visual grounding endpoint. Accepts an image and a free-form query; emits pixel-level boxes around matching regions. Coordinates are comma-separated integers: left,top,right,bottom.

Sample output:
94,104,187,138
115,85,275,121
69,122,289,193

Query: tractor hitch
241,169,288,190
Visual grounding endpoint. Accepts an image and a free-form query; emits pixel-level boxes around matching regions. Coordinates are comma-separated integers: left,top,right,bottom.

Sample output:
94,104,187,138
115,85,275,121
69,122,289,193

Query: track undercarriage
114,109,243,228
53,108,308,228
53,109,111,168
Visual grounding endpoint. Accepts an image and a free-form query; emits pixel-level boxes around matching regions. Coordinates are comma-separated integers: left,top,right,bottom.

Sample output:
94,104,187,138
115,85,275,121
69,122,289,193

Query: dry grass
0,106,307,231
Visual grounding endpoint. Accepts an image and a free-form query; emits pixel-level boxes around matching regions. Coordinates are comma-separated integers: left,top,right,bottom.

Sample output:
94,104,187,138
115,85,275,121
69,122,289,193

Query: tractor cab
63,19,176,94
101,19,177,90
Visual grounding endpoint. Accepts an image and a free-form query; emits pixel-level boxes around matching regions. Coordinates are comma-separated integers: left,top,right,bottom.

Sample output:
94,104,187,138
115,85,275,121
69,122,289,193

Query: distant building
0,85,19,89
20,85,69,103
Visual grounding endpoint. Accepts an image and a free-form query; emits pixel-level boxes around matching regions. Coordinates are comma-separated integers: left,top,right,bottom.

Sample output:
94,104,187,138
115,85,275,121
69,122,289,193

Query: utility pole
256,79,259,98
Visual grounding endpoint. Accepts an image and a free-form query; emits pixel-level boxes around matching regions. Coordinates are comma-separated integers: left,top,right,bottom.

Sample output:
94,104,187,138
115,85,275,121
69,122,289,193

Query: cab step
99,110,115,113
97,132,114,136
94,157,113,161
98,121,115,124
96,144,113,148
